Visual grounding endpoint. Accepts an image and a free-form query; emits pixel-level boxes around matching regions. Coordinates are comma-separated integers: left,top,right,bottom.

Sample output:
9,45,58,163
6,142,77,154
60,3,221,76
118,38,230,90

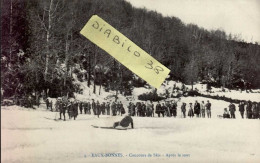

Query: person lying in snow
113,114,134,129
223,108,230,119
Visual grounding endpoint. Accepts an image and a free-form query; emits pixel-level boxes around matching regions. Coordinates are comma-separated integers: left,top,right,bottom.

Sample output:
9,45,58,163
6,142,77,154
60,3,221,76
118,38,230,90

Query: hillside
1,0,260,99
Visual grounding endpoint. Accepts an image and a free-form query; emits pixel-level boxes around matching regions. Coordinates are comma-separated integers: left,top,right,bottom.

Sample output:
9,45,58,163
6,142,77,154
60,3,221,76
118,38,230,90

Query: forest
1,0,260,98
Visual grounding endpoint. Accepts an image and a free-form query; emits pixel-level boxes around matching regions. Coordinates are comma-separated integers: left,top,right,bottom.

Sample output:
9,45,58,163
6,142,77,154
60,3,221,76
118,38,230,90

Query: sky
125,0,260,43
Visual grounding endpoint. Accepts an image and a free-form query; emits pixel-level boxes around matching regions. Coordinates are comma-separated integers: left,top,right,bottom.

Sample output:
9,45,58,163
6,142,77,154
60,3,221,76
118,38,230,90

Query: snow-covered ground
2,95,260,163
2,78,260,163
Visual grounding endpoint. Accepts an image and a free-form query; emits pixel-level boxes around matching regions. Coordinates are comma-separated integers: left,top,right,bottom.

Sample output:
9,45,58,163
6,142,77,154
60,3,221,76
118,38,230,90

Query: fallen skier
113,114,134,129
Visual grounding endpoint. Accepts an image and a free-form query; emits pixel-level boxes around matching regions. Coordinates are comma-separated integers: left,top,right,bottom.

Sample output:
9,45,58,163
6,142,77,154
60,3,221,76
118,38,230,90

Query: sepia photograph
1,0,260,162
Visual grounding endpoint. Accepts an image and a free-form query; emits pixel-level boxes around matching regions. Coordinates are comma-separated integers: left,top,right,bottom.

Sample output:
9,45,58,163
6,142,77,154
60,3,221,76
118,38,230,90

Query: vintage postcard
1,0,260,163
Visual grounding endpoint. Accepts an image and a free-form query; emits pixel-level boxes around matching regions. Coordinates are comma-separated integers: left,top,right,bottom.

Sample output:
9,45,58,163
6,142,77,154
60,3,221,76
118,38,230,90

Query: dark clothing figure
92,101,96,115
68,103,73,119
87,102,92,114
156,103,164,117
238,103,245,119
252,103,258,119
113,115,134,129
206,102,211,118
141,103,146,117
136,103,142,117
128,103,136,116
246,101,252,119
101,103,106,115
111,102,117,116
165,103,170,117
96,102,101,118
59,101,66,121
171,102,177,117
161,105,167,117
151,103,155,117
181,104,186,118
79,102,83,114
72,102,78,120
229,103,236,119
146,103,153,117
194,102,200,117
119,103,125,115
46,99,49,109
83,102,88,114
188,105,194,118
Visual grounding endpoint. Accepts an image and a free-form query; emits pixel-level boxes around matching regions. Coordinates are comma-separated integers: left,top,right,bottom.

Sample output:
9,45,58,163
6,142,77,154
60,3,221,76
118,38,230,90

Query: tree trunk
44,0,54,82
9,0,13,62
99,77,102,95
87,55,91,87
93,50,96,94
64,34,70,87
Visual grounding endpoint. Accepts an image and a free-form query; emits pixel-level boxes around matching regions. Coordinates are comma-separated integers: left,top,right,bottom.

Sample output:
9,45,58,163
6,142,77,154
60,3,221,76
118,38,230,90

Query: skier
205,100,211,118
181,102,186,118
113,114,134,129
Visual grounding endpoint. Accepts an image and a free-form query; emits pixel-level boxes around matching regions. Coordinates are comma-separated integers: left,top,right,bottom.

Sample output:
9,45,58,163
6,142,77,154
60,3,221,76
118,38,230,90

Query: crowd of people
51,98,216,121
223,101,260,119
49,98,260,121
13,95,260,121
54,98,126,121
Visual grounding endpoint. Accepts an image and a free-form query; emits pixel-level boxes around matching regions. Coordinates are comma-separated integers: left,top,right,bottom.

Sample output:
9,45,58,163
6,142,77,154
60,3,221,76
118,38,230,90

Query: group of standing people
52,97,260,121
223,101,260,119
180,100,212,118
54,98,126,121
53,98,213,120
127,100,212,119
